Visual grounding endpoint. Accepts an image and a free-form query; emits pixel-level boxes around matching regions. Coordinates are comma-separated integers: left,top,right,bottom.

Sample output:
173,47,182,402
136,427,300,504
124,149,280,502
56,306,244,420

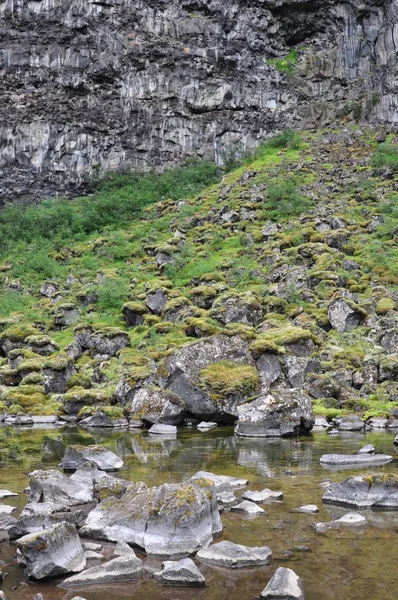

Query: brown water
1,425,398,600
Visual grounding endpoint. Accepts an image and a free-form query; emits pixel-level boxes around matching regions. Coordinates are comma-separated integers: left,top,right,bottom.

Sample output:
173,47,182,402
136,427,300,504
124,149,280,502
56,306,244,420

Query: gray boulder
61,445,123,471
358,444,375,454
320,453,392,468
322,474,398,509
17,522,86,580
197,540,272,568
148,423,177,436
81,479,222,556
191,471,248,492
29,469,94,505
0,490,17,498
235,391,314,438
260,567,305,600
328,298,366,332
61,555,143,586
154,558,205,586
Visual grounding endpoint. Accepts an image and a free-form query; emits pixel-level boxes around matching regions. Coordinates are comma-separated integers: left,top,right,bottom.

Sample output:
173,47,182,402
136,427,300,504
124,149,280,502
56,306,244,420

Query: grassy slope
0,128,398,420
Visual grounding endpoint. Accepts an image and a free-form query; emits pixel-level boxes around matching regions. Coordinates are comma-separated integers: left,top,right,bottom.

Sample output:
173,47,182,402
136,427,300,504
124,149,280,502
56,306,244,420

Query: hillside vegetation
0,127,398,424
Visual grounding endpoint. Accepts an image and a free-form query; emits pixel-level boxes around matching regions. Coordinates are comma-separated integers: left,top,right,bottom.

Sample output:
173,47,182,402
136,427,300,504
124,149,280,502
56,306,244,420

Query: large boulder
61,445,123,471
235,390,314,437
210,292,263,326
322,474,398,509
159,335,257,423
17,522,86,580
81,479,222,556
260,567,305,600
197,540,272,568
61,555,143,586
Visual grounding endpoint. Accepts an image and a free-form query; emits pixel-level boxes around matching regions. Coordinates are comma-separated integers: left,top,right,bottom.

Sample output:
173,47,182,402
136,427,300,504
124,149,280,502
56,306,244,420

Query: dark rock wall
0,0,397,201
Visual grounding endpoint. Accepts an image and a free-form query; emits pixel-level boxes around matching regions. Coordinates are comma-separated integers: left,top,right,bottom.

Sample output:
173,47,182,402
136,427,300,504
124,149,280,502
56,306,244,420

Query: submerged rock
231,500,267,515
235,391,314,438
197,540,272,568
313,512,367,533
323,474,398,509
61,555,143,586
260,567,305,600
191,471,248,492
319,454,392,468
81,479,221,556
61,445,123,471
17,522,86,580
242,489,283,502
291,505,319,514
337,416,364,431
154,558,205,586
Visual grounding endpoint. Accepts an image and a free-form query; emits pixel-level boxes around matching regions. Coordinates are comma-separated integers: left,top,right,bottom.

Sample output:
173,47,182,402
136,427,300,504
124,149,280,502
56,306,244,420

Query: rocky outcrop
322,474,398,509
2,0,398,201
197,540,272,568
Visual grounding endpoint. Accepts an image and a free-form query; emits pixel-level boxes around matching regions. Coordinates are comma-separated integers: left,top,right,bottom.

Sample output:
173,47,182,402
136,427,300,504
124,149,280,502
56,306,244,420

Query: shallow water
1,425,398,600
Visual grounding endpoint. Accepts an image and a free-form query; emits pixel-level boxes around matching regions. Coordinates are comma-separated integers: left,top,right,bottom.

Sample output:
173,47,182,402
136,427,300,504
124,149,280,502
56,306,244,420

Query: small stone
217,491,237,508
154,558,205,586
260,567,305,600
231,500,267,515
291,505,319,514
358,444,375,454
313,512,367,533
61,445,123,471
61,555,143,586
83,542,103,552
0,490,17,499
148,424,177,436
114,541,137,557
320,453,392,468
242,488,283,502
85,551,105,560
197,540,272,568
0,505,16,514
191,471,248,492
197,421,218,431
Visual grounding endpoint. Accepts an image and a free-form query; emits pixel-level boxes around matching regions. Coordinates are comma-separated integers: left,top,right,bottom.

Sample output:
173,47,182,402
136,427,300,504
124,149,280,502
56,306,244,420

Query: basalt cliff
1,0,398,201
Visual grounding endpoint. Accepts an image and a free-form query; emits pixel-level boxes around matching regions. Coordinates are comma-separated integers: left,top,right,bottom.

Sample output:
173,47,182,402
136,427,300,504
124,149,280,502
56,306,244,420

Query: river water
1,425,398,600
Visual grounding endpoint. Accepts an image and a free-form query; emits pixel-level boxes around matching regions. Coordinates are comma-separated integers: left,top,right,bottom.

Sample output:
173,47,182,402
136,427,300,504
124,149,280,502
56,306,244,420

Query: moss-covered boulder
62,386,115,415
43,356,75,394
0,324,40,357
328,298,367,332
54,303,81,327
122,302,148,327
26,335,59,357
210,292,263,326
159,334,255,423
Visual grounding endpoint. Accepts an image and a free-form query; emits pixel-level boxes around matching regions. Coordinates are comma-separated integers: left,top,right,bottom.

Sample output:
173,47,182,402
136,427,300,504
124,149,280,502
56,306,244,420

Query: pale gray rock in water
235,391,314,438
148,424,177,436
242,489,283,502
197,422,218,431
154,558,206,586
358,444,375,454
337,416,364,431
313,512,367,533
197,540,272,568
81,479,221,556
28,469,94,505
260,567,305,600
85,550,105,560
191,471,248,492
61,555,143,586
0,490,17,499
217,491,237,508
291,505,319,514
61,445,123,471
114,541,137,557
319,454,392,468
323,474,398,509
83,542,102,552
231,500,267,516
17,522,86,580
0,505,16,514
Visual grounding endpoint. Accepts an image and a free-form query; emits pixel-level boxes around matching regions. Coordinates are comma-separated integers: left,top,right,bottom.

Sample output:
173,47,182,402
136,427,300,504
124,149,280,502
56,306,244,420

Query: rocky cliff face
1,0,398,201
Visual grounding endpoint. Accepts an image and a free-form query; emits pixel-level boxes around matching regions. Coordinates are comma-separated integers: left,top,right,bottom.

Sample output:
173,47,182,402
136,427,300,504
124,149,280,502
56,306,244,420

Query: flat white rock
197,540,272,568
242,488,283,502
231,500,266,515
191,471,248,492
0,490,17,499
260,567,305,600
291,505,319,514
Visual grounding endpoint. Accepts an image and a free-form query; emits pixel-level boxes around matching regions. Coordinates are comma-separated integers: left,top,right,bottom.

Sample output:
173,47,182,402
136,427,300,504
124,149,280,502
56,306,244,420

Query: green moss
364,473,398,486
0,323,40,342
184,317,221,337
122,302,148,314
63,386,116,406
67,373,92,389
198,360,260,399
43,356,70,371
375,297,396,315
250,327,318,355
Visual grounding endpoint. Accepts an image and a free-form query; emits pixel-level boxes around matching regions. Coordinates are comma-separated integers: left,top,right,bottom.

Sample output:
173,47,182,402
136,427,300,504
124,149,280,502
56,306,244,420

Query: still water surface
1,425,398,600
